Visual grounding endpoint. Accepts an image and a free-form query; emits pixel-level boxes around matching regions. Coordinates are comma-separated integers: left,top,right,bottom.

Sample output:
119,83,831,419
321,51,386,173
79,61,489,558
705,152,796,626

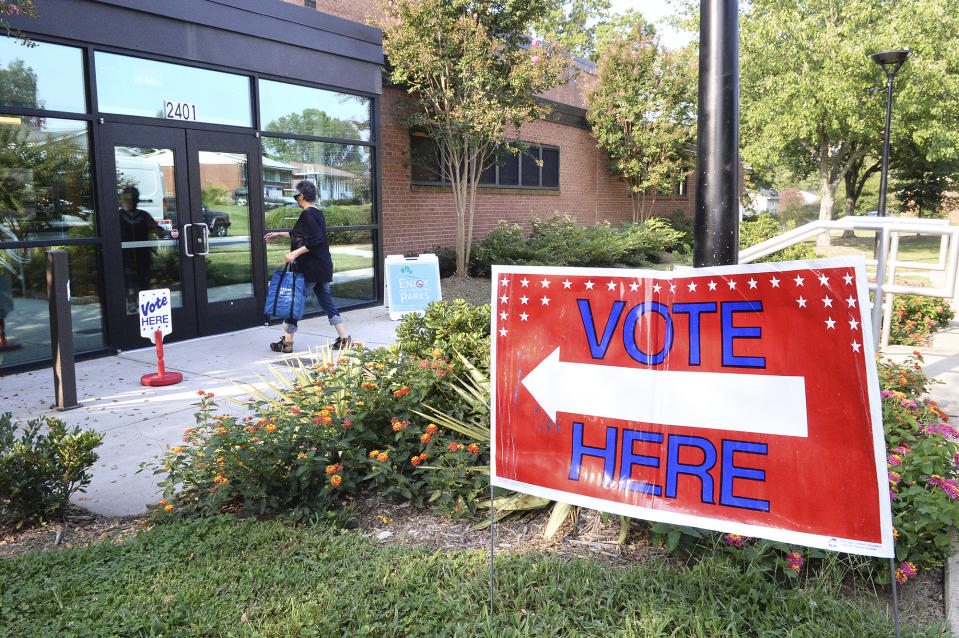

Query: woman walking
264,180,350,353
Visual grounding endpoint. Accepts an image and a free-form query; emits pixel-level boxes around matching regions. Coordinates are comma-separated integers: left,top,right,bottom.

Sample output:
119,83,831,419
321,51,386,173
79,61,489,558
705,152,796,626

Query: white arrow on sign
521,348,808,437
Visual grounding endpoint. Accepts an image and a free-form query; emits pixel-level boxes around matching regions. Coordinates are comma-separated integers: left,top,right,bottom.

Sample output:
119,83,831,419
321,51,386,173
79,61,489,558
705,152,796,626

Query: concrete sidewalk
0,305,399,517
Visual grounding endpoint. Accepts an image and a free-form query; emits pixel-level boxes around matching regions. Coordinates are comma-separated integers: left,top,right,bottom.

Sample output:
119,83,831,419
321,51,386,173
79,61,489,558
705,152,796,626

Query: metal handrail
739,216,959,351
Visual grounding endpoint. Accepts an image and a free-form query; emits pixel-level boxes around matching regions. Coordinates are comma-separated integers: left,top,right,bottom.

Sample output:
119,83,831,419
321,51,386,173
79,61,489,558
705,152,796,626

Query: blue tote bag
265,263,306,321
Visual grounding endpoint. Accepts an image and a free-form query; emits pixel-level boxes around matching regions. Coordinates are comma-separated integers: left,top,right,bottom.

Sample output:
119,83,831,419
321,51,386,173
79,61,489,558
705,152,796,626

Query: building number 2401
163,100,198,122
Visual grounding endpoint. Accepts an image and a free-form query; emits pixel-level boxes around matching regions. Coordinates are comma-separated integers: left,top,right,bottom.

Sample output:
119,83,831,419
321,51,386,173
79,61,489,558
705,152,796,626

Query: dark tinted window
498,153,519,186
541,148,559,188
410,134,442,183
521,148,540,187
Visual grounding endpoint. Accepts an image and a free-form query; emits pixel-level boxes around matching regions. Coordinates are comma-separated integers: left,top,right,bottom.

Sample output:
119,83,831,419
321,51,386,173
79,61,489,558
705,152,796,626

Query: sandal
269,336,293,353
331,336,352,350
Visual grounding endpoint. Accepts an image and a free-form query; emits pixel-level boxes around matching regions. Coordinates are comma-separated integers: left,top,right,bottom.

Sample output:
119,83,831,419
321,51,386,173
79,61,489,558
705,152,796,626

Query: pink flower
887,454,902,467
896,561,918,583
785,551,803,573
531,55,540,63
724,533,744,547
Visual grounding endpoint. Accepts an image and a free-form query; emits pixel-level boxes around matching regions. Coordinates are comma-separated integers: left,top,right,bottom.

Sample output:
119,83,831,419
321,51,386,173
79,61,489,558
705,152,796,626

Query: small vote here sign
491,257,893,558
138,288,172,343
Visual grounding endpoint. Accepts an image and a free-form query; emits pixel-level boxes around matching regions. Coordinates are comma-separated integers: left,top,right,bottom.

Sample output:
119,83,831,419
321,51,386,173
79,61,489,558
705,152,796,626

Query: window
410,134,560,190
0,37,86,113
304,0,316,7
94,52,252,126
259,79,371,142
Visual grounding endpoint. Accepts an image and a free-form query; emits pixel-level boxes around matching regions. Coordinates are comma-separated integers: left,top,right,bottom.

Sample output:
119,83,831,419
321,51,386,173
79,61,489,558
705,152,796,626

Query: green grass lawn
0,516,945,638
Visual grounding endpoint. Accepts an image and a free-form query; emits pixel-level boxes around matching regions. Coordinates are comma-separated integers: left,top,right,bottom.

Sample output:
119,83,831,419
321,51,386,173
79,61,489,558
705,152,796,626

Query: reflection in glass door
197,150,253,304
115,145,183,314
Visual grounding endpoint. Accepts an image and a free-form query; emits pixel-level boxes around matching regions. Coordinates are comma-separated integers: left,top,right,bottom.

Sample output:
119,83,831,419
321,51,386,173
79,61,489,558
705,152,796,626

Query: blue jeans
283,281,342,332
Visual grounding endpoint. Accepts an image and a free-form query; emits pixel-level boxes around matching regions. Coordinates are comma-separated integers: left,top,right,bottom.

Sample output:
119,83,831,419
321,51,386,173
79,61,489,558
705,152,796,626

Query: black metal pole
877,73,896,217
46,250,80,410
693,0,740,267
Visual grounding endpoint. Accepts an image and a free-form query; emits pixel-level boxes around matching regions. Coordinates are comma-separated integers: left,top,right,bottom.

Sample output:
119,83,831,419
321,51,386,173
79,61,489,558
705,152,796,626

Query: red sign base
141,329,182,387
141,371,183,386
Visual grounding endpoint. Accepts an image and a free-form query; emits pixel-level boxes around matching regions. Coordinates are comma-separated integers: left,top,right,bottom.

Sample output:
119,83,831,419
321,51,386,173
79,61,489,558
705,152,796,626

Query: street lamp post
870,49,911,218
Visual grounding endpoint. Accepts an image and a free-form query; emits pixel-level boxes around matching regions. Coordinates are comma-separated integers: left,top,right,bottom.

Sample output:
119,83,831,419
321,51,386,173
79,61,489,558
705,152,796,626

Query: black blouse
290,206,333,283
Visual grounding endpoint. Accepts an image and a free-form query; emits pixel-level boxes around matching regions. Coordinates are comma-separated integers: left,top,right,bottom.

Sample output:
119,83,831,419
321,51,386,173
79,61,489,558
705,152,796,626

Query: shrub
264,205,371,245
666,209,694,246
469,214,685,275
142,345,490,522
394,299,491,374
740,214,821,262
431,246,458,278
878,352,959,578
469,221,535,276
889,295,955,346
0,413,104,526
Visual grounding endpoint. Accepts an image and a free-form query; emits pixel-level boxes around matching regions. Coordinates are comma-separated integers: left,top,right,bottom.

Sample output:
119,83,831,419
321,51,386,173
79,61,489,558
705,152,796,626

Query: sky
607,0,695,50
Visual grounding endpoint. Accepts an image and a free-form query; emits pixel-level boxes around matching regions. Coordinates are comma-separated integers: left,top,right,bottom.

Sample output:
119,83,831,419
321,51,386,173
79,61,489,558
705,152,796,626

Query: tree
894,137,959,218
585,20,696,222
531,0,611,61
376,0,568,276
0,59,37,108
740,0,959,245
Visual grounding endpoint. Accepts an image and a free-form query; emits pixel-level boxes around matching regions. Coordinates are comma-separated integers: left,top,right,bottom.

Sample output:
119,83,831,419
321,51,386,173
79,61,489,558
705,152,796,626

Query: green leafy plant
878,352,959,581
0,412,104,526
141,344,489,521
469,214,685,276
394,299,492,374
889,295,954,346
739,213,821,262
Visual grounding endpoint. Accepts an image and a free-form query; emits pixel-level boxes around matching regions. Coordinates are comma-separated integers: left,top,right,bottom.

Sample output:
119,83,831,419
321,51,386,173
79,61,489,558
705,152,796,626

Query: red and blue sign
490,257,893,557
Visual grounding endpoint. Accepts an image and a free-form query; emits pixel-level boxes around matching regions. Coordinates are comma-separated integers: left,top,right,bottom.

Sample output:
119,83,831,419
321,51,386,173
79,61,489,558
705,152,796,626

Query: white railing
739,216,959,350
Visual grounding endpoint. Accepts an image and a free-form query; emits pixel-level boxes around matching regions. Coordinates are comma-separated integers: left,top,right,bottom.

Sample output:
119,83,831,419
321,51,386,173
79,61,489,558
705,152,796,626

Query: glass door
186,129,264,334
99,124,264,349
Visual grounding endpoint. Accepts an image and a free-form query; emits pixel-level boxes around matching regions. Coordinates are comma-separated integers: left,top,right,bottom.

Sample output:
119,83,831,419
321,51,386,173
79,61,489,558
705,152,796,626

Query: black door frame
97,121,265,350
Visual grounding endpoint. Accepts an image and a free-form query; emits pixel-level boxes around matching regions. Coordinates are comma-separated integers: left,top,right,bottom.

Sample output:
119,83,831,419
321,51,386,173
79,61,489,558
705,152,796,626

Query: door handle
183,223,194,257
196,223,210,256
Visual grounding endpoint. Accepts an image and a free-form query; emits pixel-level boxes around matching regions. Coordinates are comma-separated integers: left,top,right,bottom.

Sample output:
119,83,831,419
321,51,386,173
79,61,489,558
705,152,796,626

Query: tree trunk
815,181,838,247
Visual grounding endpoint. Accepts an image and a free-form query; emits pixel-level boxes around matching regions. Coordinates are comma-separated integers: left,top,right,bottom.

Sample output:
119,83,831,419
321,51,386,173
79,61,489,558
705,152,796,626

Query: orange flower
426,424,438,434
164,504,174,512
420,433,432,444
330,474,342,486
264,424,276,433
468,443,480,454
393,386,411,398
369,449,380,458
326,463,343,474
171,447,184,454
376,452,389,462
291,407,301,415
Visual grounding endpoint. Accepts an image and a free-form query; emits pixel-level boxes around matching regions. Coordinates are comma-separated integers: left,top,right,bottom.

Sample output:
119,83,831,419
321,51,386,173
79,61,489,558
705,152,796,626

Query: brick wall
278,0,378,24
379,86,695,257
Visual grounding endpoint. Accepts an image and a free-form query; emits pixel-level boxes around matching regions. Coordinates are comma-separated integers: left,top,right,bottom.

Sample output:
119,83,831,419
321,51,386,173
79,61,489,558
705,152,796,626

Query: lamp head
870,49,911,75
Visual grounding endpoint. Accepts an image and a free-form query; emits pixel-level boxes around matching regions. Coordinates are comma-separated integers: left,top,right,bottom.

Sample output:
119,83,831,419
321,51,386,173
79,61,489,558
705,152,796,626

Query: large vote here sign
490,257,893,557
